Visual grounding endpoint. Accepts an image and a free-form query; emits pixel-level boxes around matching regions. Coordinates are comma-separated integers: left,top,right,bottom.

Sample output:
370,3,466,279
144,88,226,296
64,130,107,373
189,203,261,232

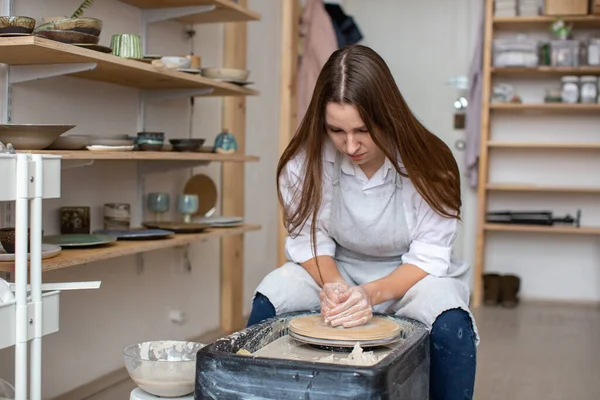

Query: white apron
256,152,479,343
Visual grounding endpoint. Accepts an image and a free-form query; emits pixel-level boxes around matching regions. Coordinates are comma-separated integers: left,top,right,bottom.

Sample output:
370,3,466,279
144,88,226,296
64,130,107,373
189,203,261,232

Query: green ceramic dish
43,234,117,247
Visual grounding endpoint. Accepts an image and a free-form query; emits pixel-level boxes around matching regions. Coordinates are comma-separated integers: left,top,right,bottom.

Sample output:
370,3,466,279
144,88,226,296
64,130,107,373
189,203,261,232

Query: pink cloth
297,0,338,124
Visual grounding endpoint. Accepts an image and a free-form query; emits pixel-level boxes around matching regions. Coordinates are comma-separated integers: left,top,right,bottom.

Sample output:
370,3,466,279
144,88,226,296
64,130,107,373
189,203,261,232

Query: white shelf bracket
142,5,216,24
9,63,97,84
141,88,214,103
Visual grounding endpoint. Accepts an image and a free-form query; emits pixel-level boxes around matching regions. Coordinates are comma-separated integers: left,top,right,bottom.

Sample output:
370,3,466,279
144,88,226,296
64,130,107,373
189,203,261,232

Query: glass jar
580,76,598,103
561,76,580,103
588,39,600,65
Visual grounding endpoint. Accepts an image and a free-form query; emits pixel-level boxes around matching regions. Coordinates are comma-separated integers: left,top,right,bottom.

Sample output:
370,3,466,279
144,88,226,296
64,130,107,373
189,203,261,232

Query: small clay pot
0,227,43,254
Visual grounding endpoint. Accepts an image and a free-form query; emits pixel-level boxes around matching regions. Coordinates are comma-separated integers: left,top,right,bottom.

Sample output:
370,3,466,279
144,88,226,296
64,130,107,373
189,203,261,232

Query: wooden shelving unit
486,184,600,193
474,0,600,307
0,224,261,273
16,150,259,162
492,66,600,76
120,0,261,24
485,223,600,235
0,36,258,96
488,142,600,149
490,103,600,112
493,15,600,30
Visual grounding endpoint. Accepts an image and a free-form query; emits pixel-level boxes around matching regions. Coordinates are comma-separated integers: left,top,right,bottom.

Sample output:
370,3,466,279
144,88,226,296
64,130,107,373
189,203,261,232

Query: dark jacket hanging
324,3,363,48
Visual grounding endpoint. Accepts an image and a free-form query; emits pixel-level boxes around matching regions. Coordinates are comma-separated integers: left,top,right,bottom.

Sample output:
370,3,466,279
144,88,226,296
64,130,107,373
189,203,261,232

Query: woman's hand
320,281,350,317
323,285,373,328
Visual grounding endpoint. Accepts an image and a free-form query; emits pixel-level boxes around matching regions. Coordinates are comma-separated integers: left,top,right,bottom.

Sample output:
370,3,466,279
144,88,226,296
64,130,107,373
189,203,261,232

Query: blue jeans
247,293,476,400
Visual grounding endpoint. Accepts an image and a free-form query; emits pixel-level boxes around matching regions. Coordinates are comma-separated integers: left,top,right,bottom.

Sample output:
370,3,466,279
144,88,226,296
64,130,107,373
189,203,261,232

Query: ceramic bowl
90,138,134,147
0,227,44,254
0,16,35,34
46,135,90,150
137,132,164,151
34,29,99,44
34,17,102,36
0,124,75,150
201,67,250,81
160,56,192,69
124,341,204,397
169,139,205,152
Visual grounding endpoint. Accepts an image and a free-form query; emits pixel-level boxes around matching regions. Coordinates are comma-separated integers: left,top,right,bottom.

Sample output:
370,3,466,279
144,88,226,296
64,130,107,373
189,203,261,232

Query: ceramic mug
110,33,143,59
60,206,91,234
147,193,170,221
177,194,199,223
104,203,131,230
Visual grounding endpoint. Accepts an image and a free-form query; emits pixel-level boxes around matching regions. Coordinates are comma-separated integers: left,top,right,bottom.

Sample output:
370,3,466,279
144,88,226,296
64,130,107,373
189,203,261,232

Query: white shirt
280,139,459,277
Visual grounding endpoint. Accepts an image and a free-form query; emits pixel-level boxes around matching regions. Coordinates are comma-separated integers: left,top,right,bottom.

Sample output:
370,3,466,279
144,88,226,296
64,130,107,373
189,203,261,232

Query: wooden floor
74,303,600,399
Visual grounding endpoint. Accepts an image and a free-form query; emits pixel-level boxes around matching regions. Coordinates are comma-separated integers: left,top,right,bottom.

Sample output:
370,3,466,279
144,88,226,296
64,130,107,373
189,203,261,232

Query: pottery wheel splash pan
195,312,430,400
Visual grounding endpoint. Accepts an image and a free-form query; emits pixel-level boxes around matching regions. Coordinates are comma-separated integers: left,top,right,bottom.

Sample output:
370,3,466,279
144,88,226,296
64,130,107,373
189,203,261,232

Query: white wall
0,0,281,397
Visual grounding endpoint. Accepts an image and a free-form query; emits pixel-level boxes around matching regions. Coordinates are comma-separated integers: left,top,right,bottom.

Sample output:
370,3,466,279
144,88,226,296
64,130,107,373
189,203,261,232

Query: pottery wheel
288,315,401,347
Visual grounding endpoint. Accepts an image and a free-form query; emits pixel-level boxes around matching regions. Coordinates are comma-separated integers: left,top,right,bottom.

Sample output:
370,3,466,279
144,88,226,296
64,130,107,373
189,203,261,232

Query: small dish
142,221,210,233
89,138,134,147
177,68,201,74
93,229,175,240
0,32,31,37
192,216,244,228
72,43,112,53
0,16,36,35
86,145,134,152
0,243,61,261
43,234,117,248
170,139,205,152
160,56,191,69
34,17,102,36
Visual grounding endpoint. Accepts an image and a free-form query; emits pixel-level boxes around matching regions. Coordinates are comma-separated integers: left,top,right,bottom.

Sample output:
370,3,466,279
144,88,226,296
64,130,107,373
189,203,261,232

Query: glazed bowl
123,341,204,397
0,16,36,35
169,139,205,152
160,56,191,70
33,29,99,44
0,227,44,254
137,132,164,151
47,135,90,150
0,124,75,150
34,17,102,36
201,67,249,81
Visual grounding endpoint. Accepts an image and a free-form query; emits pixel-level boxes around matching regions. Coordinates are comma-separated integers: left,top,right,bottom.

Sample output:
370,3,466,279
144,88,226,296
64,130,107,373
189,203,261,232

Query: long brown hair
278,45,461,262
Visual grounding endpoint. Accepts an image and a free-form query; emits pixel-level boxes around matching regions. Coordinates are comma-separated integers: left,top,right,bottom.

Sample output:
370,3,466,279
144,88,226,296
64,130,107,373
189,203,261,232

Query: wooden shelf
490,103,600,112
493,15,600,31
492,66,600,77
16,150,259,162
0,224,261,273
0,36,258,96
488,142,600,149
485,223,600,235
487,184,600,193
120,0,261,24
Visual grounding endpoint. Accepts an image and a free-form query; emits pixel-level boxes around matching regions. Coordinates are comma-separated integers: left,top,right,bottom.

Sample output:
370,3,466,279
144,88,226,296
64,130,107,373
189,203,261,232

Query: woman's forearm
301,256,346,287
361,263,429,306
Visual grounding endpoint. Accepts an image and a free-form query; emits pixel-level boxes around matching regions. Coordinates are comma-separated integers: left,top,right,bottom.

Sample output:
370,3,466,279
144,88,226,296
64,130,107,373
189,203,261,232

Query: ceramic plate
183,174,218,217
0,244,61,261
192,216,243,227
72,43,112,53
86,145,134,152
93,229,175,240
178,68,201,74
0,33,31,37
43,234,117,247
142,221,211,233
214,79,254,86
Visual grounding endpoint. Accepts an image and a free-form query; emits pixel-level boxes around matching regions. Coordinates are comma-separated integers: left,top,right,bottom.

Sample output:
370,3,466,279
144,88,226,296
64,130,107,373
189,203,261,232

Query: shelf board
493,15,600,31
120,0,261,24
16,150,259,162
0,36,258,96
488,142,600,150
485,223,600,235
487,184,600,193
491,66,600,77
0,224,261,273
490,103,600,112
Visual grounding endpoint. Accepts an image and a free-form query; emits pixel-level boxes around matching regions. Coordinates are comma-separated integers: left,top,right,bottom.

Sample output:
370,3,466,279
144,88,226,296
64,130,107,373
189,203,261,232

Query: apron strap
392,164,403,188
332,151,343,186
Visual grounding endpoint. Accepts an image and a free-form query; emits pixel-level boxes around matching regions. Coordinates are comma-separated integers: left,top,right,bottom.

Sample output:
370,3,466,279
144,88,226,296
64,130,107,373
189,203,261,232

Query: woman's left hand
323,286,373,328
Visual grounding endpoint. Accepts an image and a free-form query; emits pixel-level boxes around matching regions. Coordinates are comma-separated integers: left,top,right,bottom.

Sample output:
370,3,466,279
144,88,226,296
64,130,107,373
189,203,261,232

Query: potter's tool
288,314,402,348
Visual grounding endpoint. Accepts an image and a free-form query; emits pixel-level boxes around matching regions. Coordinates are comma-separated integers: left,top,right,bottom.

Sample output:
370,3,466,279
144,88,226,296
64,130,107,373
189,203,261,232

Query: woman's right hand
320,281,350,318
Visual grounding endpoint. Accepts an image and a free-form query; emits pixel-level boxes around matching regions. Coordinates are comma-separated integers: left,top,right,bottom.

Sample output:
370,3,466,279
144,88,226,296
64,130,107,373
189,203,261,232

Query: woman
248,45,477,399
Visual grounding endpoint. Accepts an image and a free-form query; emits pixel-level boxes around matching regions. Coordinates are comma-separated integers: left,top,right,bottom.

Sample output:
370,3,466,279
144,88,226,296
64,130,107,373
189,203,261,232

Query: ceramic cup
177,194,199,223
186,54,201,70
60,206,91,234
110,33,143,59
103,203,131,230
147,192,170,221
